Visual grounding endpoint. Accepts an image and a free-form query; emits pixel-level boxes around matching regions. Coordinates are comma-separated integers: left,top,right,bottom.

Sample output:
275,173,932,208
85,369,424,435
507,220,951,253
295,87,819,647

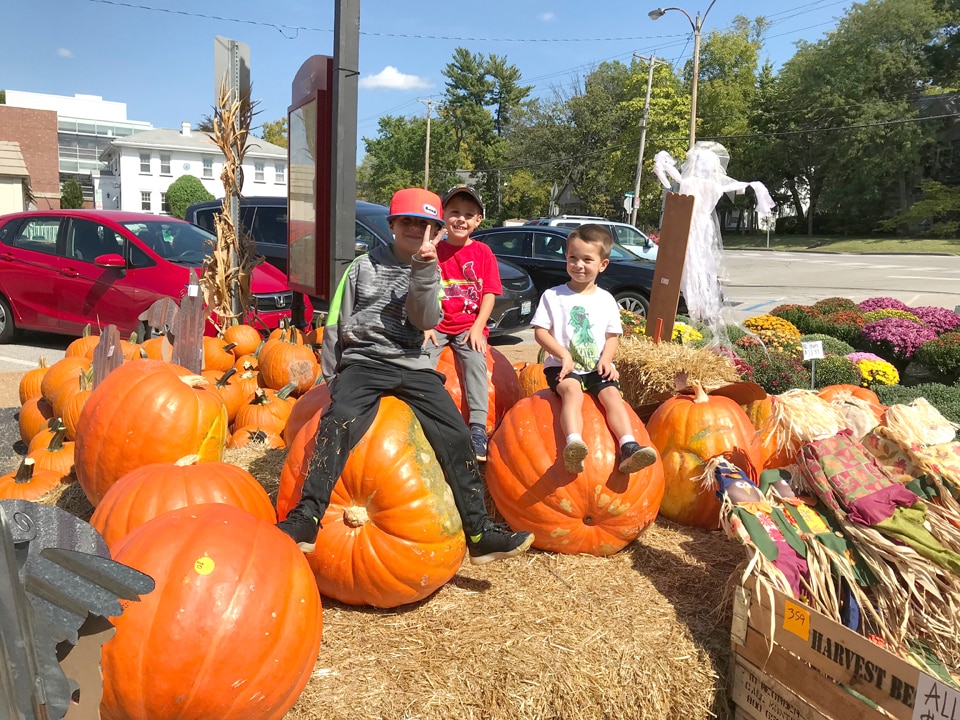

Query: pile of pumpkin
7,321,877,718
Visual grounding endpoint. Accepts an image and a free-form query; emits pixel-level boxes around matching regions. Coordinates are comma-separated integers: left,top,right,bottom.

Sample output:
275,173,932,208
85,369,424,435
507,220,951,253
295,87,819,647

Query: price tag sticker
801,340,824,361
188,284,200,297
783,600,810,640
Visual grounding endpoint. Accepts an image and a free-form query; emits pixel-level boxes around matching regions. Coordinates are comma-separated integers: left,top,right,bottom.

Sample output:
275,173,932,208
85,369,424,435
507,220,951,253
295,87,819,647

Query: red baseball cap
386,188,444,226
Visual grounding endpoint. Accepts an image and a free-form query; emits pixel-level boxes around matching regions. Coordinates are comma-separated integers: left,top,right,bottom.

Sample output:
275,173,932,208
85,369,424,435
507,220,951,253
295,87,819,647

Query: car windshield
613,225,649,246
120,220,213,265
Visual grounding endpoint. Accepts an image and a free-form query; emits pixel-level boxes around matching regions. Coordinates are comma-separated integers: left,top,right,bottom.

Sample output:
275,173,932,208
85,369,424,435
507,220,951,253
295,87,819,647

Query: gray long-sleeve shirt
320,242,441,382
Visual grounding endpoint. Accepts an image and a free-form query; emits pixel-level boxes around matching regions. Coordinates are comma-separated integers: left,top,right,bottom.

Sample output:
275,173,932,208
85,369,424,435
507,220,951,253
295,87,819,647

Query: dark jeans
297,361,488,537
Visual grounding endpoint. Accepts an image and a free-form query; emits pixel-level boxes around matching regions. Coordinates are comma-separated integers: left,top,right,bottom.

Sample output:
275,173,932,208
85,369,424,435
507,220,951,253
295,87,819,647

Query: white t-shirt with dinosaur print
531,284,623,373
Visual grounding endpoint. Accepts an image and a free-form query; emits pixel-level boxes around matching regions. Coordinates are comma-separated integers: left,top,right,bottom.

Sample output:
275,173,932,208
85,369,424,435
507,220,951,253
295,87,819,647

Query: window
275,163,285,183
13,219,60,256
483,231,527,257
533,232,566,258
251,207,287,246
161,193,171,214
141,191,152,212
202,157,213,179
254,162,265,183
68,219,120,261
139,153,151,174
160,154,171,175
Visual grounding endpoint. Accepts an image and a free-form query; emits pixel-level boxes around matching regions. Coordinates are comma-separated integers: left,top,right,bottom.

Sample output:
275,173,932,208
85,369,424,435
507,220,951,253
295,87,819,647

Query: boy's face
565,237,609,286
442,196,482,245
390,216,443,258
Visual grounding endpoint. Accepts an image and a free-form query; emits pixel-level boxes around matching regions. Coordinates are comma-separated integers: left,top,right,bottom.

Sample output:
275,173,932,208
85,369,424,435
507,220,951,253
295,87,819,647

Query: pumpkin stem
175,455,201,466
46,418,68,452
691,381,709,404
37,356,48,369
216,367,238,388
14,458,36,484
82,323,92,338
180,375,211,388
223,342,237,354
247,429,268,444
343,506,369,528
277,382,298,400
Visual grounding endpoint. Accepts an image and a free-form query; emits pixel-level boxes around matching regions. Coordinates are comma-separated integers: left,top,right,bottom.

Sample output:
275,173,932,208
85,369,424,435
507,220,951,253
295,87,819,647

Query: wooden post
171,275,206,373
645,193,695,344
91,326,123,389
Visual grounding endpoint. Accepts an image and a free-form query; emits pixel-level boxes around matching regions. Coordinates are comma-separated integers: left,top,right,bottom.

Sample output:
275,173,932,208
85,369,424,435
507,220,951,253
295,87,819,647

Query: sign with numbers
801,341,824,361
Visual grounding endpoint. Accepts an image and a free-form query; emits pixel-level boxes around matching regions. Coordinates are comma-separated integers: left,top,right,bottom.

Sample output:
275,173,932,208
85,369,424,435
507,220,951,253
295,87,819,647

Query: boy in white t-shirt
531,224,658,475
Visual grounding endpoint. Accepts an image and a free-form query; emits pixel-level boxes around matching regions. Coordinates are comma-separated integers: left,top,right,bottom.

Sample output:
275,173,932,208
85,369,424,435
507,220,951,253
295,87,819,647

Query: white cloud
538,12,555,21
359,66,431,91
57,48,73,58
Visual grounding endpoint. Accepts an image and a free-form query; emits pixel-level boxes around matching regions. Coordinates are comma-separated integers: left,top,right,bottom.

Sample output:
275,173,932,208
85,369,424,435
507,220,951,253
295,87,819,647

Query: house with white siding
98,122,286,215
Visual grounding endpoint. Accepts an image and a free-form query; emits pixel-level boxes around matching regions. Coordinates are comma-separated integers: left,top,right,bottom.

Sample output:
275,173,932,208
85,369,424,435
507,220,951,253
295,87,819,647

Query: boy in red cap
424,185,500,461
277,187,534,565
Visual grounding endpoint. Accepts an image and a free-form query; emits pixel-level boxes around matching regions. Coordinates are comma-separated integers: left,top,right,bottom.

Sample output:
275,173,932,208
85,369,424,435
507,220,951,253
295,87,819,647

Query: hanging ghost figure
653,142,775,346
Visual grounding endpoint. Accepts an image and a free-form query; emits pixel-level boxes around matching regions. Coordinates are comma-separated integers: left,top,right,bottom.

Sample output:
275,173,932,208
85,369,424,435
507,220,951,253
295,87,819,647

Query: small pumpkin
277,396,466,608
223,323,263,357
234,385,297,436
486,391,664,555
90,455,277,549
0,458,65,501
228,426,286,450
202,336,237,373
26,418,75,482
202,367,259,423
436,345,522,434
101,504,322,720
645,381,763,529
64,324,99,358
18,356,48,405
40,356,91,405
258,337,319,395
18,395,54,446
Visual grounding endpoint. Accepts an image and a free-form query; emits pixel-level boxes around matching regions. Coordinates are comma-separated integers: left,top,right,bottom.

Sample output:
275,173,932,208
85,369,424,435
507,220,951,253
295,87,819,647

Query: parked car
188,197,538,337
472,225,685,317
0,209,310,343
525,215,658,262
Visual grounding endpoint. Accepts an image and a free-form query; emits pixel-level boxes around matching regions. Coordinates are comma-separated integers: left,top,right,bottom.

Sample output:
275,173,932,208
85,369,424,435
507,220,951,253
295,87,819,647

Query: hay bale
616,337,741,408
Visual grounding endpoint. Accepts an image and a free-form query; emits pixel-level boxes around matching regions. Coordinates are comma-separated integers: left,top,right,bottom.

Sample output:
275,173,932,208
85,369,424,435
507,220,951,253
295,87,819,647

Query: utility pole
417,98,440,189
629,53,660,228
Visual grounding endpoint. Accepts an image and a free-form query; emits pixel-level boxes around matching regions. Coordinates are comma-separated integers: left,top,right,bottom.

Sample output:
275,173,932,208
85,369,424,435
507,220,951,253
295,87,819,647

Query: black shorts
544,367,620,397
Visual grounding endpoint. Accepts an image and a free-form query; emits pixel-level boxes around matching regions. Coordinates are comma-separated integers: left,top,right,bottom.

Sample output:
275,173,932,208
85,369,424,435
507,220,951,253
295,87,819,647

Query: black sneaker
276,507,321,552
467,522,534,565
470,423,488,462
619,442,658,474
562,439,589,474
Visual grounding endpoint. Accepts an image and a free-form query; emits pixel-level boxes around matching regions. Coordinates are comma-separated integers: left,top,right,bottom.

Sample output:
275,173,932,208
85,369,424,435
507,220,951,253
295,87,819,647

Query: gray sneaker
618,442,658,474
467,522,534,565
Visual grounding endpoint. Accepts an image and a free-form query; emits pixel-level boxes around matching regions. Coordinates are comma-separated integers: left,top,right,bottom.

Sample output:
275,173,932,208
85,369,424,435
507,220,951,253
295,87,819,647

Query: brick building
0,106,61,210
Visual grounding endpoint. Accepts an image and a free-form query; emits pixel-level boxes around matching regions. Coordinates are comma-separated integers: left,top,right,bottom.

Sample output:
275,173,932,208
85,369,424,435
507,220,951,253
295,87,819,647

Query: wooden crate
729,579,960,720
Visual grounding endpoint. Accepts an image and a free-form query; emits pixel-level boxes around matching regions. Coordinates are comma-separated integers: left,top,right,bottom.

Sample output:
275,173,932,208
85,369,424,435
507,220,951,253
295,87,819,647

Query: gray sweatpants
427,330,489,428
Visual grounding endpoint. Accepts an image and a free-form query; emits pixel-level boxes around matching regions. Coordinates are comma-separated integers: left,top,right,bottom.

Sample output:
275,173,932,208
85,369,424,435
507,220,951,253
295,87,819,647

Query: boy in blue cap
277,187,534,565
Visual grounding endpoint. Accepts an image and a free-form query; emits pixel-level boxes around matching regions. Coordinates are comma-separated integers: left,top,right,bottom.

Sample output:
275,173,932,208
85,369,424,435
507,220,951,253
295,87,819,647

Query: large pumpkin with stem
485,391,665,555
0,458,65,501
277,396,466,608
90,455,276,549
74,359,228,506
645,381,763,529
436,345,521,434
100,504,322,720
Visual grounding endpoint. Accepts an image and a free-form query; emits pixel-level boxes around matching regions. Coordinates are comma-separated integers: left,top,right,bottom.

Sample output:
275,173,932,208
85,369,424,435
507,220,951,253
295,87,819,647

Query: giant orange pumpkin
436,345,521,434
101,504,322,720
485,391,664,555
282,382,330,446
645,382,763,529
277,396,466,608
74,359,228,506
818,384,885,422
90,456,276,549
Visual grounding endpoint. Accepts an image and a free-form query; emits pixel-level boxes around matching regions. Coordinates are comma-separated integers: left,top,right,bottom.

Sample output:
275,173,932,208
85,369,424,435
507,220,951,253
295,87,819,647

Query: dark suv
185,197,537,336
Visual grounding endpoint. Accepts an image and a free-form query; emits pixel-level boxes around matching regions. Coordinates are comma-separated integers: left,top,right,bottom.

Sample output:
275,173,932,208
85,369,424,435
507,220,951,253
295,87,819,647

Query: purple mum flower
860,318,937,360
911,306,960,335
857,297,911,312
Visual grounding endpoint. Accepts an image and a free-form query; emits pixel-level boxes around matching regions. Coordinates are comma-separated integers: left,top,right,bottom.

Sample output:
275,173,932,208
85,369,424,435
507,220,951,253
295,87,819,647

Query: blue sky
5,0,854,158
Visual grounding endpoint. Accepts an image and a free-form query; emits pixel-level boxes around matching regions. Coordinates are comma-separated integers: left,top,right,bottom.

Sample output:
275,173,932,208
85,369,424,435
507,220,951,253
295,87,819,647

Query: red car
0,209,311,342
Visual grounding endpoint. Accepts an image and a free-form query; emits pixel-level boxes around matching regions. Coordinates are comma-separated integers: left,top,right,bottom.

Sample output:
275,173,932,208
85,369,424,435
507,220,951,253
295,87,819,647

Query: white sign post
801,340,824,390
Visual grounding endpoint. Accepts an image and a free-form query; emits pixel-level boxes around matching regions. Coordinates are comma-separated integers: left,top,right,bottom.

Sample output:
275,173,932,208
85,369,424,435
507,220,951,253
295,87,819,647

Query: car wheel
0,295,17,343
614,291,649,317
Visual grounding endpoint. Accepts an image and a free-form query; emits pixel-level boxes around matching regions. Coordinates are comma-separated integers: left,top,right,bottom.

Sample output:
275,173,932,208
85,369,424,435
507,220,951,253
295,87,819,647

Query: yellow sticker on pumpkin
783,600,810,641
194,556,215,575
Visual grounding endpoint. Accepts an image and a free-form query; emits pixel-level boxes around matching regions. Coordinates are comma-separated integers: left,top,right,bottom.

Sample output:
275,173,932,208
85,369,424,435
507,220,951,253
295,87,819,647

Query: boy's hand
557,354,575,380
598,359,619,381
462,326,487,354
418,225,442,261
423,329,439,349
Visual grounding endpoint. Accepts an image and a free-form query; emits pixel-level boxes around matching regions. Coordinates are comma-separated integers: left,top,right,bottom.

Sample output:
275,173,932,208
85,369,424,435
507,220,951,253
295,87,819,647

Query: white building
98,122,287,214
3,90,153,202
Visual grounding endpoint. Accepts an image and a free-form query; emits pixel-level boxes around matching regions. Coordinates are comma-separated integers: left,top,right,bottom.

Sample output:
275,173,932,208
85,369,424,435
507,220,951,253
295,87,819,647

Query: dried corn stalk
201,79,262,335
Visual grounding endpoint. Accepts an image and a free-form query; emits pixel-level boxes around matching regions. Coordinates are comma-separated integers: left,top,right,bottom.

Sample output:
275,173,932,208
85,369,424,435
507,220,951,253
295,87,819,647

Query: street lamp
649,0,717,151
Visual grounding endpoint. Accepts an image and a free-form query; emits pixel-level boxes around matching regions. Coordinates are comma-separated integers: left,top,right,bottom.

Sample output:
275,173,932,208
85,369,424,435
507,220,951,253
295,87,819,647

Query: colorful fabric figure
798,430,960,575
715,459,808,597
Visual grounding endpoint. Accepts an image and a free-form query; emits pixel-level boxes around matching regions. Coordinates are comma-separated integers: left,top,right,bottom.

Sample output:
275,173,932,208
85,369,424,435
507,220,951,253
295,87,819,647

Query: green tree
261,118,288,148
197,115,215,133
60,178,84,209
485,54,533,137
166,175,214,219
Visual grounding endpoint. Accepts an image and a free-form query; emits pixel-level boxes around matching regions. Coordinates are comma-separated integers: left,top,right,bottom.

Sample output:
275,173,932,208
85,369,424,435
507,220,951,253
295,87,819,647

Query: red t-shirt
436,239,502,335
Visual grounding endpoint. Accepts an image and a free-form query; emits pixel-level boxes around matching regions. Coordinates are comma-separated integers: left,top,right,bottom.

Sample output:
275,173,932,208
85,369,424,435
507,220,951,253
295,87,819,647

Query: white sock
565,433,583,445
619,435,636,448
